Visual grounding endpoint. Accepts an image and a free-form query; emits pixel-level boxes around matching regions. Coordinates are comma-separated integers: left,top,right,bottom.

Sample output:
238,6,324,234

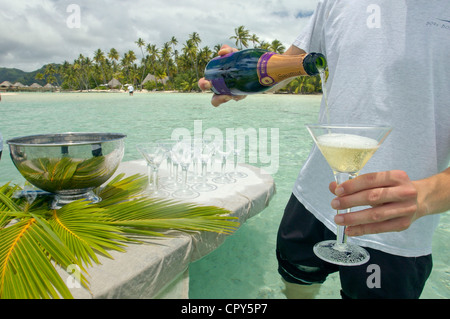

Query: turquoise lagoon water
0,92,448,299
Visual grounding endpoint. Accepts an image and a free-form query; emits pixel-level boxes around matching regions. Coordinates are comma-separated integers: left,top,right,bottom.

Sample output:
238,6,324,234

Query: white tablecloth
60,160,276,299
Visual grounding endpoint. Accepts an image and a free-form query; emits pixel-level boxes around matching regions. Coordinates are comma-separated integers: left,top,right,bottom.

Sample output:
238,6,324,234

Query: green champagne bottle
204,49,326,96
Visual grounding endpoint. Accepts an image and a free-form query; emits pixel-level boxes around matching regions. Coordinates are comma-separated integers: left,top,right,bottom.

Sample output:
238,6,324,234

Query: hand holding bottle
199,45,326,107
198,45,246,107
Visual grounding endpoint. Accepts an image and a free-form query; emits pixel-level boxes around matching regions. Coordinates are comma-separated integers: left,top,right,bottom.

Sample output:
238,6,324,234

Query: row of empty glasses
136,137,248,200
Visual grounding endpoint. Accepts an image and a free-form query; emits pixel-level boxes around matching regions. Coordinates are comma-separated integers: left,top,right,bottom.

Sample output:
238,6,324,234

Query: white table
60,160,276,298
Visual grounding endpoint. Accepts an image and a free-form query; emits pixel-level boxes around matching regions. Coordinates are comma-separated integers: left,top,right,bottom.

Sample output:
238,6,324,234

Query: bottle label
210,78,232,95
257,53,307,86
257,52,277,86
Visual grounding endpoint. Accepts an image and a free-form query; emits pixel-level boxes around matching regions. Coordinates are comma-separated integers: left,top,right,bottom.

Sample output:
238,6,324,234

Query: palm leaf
49,200,129,266
0,173,239,299
0,217,81,299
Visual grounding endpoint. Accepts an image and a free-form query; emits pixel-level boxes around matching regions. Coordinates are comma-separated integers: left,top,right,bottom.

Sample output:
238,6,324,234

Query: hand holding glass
306,124,392,266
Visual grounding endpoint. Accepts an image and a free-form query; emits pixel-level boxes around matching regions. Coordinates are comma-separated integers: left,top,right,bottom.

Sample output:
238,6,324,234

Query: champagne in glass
306,124,392,266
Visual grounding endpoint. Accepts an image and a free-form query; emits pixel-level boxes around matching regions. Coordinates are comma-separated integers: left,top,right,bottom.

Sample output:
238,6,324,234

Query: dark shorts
276,194,433,299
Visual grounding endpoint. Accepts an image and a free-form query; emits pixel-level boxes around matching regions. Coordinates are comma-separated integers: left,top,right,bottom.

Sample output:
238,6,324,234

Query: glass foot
227,171,248,179
172,189,199,200
313,240,370,266
212,175,236,184
146,188,170,198
52,190,100,209
192,182,217,192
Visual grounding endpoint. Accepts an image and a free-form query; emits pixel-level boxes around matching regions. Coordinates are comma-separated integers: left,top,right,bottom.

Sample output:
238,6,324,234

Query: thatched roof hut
108,78,122,89
142,74,169,85
143,74,157,84
30,83,42,88
13,82,25,88
0,81,13,88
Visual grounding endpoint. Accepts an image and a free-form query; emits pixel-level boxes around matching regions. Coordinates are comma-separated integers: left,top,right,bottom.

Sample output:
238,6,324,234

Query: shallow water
0,92,448,299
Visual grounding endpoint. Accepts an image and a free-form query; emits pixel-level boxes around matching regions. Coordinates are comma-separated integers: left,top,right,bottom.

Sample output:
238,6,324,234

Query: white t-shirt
293,0,450,257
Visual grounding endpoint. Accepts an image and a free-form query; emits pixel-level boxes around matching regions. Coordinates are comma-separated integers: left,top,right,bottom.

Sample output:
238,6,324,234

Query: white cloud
0,0,319,72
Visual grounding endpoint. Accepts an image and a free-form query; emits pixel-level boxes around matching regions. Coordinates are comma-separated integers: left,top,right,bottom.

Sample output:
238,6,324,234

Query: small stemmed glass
157,139,180,190
136,142,170,198
227,136,248,179
212,138,236,184
187,139,204,184
192,137,217,192
171,141,200,199
306,124,392,266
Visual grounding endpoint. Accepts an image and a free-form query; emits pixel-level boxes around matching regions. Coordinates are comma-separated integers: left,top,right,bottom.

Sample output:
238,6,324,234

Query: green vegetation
0,174,238,299
1,26,323,94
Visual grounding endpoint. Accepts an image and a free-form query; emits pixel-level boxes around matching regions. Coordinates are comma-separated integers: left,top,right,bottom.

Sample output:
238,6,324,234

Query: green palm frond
0,173,239,299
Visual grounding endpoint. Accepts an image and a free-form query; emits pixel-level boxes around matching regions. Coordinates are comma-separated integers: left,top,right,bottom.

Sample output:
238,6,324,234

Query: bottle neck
303,53,327,76
257,53,323,86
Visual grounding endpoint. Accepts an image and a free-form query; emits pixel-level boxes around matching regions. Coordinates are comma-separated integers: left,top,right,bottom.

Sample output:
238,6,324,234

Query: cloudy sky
0,0,319,72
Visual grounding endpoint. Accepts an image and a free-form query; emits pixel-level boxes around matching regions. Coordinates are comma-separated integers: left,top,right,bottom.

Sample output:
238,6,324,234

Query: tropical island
0,26,323,94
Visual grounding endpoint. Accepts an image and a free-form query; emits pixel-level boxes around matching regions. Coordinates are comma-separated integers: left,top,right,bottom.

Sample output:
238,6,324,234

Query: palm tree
213,44,222,56
258,41,271,50
161,42,172,79
93,49,107,85
230,25,250,49
250,34,260,48
135,38,147,88
40,28,322,93
146,43,160,87
198,46,213,77
44,64,59,87
169,36,179,71
188,32,201,82
107,48,120,82
121,50,137,85
270,39,286,54
182,35,201,84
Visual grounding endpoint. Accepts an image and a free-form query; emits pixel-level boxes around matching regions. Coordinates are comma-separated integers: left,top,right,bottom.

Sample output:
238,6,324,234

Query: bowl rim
6,132,127,147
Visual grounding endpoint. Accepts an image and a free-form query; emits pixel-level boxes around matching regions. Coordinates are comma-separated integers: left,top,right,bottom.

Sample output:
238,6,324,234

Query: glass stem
181,166,188,189
221,157,226,176
167,158,173,179
201,161,207,185
152,167,159,191
147,164,153,187
334,172,356,247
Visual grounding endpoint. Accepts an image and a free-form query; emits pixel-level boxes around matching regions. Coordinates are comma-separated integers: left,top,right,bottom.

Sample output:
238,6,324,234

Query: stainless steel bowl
7,132,126,208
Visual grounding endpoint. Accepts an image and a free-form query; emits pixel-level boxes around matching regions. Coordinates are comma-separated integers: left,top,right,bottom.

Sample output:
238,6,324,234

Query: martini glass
136,142,170,198
171,141,199,199
212,139,236,184
157,138,181,190
227,136,248,179
192,137,218,192
305,124,392,266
